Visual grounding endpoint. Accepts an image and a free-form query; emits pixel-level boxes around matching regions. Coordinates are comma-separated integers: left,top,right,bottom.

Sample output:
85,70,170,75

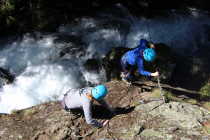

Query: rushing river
0,6,210,113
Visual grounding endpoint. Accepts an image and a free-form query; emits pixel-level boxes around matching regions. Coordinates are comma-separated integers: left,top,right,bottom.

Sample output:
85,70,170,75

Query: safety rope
157,75,166,103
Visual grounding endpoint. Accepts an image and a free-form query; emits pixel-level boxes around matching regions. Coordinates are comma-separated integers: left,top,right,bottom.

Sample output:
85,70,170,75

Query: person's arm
137,58,151,76
83,102,103,128
137,59,159,77
148,42,155,48
151,71,159,76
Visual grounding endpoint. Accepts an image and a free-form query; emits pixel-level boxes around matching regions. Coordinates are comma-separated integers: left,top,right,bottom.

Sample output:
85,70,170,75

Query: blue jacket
122,39,151,76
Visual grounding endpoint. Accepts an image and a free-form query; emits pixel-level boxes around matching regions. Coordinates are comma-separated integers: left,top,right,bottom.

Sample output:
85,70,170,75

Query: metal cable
157,75,166,103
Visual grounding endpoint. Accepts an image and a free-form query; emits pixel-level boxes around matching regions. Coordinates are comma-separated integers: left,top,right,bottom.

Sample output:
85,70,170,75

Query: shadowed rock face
1,80,210,140
1,0,210,37
102,47,130,80
170,46,210,91
0,67,14,87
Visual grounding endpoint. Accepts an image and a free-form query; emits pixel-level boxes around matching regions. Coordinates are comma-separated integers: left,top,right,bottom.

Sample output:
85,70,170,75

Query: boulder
0,67,14,87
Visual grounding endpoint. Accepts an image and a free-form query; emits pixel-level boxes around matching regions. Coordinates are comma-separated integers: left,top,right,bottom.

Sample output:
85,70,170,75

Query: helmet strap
86,93,93,100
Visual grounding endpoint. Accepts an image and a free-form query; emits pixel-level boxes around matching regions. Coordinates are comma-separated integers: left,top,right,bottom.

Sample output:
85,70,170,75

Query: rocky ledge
1,80,210,140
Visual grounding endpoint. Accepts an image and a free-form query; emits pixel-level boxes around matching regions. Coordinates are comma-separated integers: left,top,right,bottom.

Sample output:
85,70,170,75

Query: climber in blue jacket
121,39,159,82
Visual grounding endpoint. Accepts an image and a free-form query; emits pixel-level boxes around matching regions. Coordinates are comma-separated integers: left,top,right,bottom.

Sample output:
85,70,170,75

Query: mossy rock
156,88,200,105
200,82,210,97
23,109,38,117
151,88,176,102
151,88,199,104
141,129,166,139
150,88,165,98
185,99,198,105
202,102,210,111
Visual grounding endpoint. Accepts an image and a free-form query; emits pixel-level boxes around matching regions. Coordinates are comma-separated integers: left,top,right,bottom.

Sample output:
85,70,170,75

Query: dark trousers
121,56,136,78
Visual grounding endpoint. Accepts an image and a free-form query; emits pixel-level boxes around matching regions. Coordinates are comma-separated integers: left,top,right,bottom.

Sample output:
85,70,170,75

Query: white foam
0,34,56,74
0,63,84,113
1,9,210,114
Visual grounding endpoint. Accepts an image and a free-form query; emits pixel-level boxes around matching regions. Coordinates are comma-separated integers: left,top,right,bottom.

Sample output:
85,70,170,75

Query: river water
0,6,210,113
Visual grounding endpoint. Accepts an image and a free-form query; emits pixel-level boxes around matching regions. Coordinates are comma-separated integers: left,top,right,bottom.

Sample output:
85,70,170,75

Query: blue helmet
92,85,108,100
143,48,156,62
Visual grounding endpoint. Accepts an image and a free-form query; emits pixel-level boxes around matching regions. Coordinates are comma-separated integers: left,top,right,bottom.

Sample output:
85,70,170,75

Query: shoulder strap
63,88,76,96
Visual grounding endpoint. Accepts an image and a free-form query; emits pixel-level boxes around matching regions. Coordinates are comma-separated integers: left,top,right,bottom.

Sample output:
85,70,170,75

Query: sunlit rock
0,80,210,140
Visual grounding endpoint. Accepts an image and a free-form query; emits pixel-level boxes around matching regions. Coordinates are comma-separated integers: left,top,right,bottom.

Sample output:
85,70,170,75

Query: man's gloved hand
149,43,155,48
151,71,159,77
102,120,109,127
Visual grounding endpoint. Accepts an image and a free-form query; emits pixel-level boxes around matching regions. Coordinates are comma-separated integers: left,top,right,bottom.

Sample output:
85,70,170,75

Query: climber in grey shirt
61,85,115,128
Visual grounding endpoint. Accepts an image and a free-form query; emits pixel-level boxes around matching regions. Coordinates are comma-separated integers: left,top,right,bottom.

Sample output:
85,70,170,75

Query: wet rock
0,67,15,87
54,34,83,44
84,59,101,73
53,34,86,58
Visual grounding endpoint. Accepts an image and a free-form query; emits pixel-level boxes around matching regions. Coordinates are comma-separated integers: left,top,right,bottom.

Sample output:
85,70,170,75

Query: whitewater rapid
0,7,210,113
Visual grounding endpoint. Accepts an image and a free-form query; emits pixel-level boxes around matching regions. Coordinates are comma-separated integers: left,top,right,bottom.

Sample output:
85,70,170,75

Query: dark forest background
0,0,209,37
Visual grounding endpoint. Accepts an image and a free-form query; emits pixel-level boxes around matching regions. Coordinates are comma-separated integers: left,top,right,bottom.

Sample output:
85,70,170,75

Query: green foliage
0,0,16,34
200,83,210,97
151,88,164,98
0,0,75,36
6,15,15,25
185,98,198,105
164,91,179,102
0,0,15,14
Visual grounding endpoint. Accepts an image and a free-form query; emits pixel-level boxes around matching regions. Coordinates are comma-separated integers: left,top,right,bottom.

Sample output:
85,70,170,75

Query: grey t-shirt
63,87,112,127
